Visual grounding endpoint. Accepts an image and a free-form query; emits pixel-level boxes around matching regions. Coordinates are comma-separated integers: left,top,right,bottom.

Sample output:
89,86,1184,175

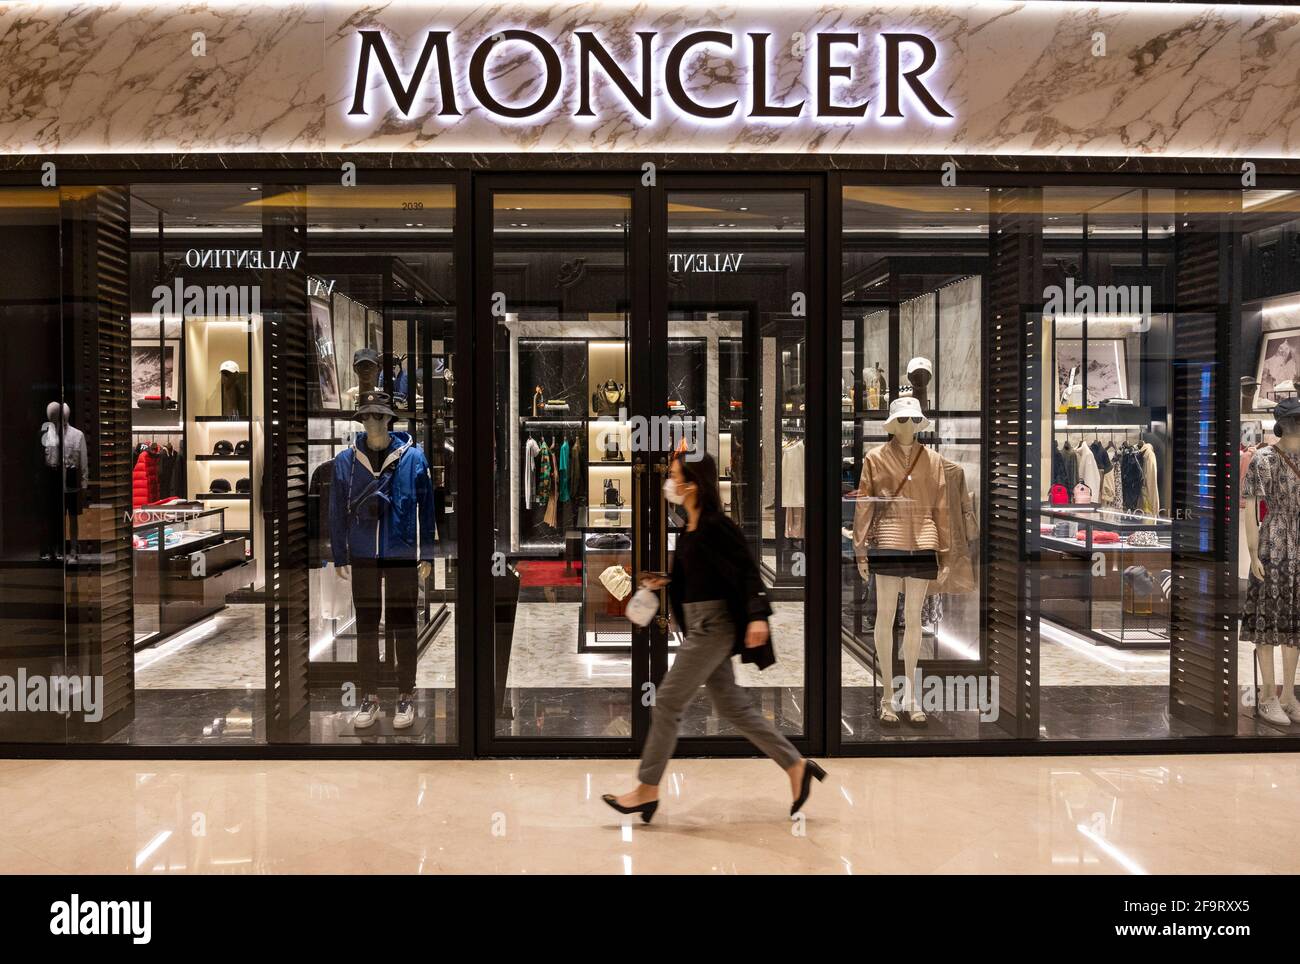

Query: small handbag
1127,530,1160,548
602,478,623,522
625,587,658,627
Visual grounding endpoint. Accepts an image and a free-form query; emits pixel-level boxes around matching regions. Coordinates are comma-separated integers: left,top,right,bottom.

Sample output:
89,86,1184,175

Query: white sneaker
392,697,416,730
1258,697,1291,726
1281,701,1300,724
352,699,381,729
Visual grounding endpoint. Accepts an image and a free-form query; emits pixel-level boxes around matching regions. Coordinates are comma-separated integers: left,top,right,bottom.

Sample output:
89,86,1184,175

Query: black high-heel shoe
790,760,827,816
602,794,659,824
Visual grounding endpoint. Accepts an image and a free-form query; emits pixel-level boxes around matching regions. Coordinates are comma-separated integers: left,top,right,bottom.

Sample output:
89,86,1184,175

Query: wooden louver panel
262,193,312,738
1169,189,1238,734
982,187,1043,737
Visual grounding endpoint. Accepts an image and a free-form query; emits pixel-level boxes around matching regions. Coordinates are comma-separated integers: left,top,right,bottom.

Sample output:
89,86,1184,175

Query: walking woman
603,452,825,823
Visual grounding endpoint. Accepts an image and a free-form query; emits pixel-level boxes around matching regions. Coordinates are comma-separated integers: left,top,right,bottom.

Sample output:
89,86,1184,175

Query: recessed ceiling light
738,206,748,211
249,186,260,192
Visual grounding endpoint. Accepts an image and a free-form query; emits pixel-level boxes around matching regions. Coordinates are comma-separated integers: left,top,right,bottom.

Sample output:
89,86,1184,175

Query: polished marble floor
0,753,1297,873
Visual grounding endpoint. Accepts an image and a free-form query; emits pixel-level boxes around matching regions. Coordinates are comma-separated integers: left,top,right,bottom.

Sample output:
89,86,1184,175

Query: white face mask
663,478,687,505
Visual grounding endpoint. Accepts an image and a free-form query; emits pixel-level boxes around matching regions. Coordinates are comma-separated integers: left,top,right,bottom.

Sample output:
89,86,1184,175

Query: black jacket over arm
667,512,776,669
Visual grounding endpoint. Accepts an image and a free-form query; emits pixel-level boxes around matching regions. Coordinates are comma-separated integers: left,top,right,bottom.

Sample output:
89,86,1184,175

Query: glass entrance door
649,181,819,750
477,177,650,752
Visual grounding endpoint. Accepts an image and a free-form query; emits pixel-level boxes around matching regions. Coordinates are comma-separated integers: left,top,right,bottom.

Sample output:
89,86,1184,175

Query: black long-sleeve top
667,512,774,666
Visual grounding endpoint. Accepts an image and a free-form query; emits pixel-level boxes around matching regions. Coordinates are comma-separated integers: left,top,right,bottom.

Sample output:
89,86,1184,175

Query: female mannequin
1242,396,1300,726
852,394,949,726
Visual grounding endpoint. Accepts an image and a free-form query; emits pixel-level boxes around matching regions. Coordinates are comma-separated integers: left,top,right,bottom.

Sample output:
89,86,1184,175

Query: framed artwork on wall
1055,338,1129,406
1254,326,1300,409
311,297,340,410
131,342,180,408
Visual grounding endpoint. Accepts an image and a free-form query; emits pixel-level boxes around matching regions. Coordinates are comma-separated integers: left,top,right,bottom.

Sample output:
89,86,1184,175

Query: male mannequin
1242,396,1300,726
353,347,381,395
330,391,435,732
907,356,933,411
852,394,949,726
40,401,88,561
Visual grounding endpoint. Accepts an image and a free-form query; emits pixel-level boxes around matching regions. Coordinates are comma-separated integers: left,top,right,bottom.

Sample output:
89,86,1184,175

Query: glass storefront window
6,168,1300,753
839,185,992,740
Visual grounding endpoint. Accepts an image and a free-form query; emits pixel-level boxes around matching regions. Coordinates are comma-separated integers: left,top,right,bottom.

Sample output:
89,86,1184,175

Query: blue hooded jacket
329,431,436,566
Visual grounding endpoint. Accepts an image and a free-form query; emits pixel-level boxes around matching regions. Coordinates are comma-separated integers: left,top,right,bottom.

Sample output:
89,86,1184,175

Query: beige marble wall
3,2,1300,156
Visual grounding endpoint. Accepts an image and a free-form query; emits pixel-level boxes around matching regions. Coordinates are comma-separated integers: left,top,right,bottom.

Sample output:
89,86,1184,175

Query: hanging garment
729,426,745,524
308,459,333,567
132,448,160,508
781,439,805,508
1119,448,1145,512
570,435,584,504
543,446,559,529
1242,445,1300,648
931,458,978,595
1143,432,1167,511
1061,441,1078,492
523,437,539,510
535,441,552,507
558,438,571,503
1138,441,1160,516
1076,441,1101,505
1051,440,1067,491
1089,439,1112,475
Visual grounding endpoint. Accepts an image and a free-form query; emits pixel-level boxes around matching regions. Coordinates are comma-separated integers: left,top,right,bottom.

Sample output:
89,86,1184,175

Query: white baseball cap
219,360,240,374
884,394,932,432
906,356,933,379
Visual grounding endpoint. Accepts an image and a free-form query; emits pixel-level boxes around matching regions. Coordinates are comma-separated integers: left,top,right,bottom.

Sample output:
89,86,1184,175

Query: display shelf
198,493,251,501
195,454,249,462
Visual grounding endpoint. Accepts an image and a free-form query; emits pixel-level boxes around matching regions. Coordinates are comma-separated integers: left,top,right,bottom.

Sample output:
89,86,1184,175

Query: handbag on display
602,478,623,522
1049,483,1070,505
599,564,632,617
592,379,626,416
600,429,623,462
1127,530,1161,548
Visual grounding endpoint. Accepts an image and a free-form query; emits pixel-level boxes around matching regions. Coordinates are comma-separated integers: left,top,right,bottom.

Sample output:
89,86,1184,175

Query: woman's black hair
673,451,724,517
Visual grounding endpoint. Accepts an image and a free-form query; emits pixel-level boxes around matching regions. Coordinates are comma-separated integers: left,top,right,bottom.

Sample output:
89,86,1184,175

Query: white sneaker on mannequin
1280,700,1300,724
352,698,381,729
1258,697,1291,726
393,697,416,730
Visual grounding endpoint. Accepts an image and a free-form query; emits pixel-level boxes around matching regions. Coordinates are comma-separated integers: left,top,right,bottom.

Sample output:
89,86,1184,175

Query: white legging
874,574,929,711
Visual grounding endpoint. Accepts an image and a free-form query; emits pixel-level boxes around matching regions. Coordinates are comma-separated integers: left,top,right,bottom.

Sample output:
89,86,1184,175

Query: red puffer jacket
133,448,160,508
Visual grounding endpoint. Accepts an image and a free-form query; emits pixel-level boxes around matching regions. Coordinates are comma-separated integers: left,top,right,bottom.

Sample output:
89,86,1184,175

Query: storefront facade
2,0,1299,756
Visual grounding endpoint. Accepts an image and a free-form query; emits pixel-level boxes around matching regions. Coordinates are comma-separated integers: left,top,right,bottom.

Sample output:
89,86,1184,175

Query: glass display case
132,505,250,646
1039,506,1172,649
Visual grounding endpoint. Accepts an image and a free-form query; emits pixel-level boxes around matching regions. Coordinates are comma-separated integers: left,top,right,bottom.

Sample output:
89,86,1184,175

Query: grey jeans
638,600,801,786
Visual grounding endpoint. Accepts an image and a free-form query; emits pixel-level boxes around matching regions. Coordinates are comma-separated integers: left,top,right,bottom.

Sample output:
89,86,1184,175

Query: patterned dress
1242,445,1300,647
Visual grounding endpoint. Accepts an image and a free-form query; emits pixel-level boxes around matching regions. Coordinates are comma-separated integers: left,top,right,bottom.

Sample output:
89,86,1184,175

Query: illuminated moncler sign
348,28,952,124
